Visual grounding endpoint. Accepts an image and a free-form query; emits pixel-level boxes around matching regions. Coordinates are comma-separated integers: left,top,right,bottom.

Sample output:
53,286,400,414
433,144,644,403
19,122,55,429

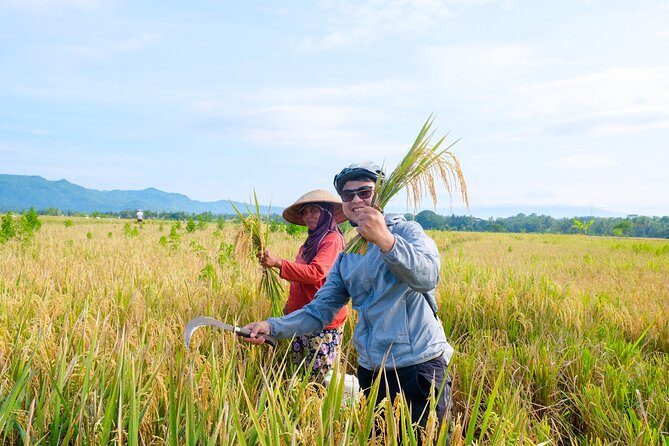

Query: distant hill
0,174,277,215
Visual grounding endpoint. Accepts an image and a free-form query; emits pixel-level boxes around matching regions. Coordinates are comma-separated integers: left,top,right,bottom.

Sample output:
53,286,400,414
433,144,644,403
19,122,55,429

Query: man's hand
355,207,395,252
240,321,271,345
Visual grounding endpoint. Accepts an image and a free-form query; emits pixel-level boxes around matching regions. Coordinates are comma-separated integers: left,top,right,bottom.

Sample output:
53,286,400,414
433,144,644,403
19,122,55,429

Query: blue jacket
268,214,453,370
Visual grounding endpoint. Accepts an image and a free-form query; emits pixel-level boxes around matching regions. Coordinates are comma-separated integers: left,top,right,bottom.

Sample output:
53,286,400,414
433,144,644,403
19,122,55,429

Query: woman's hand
257,249,282,269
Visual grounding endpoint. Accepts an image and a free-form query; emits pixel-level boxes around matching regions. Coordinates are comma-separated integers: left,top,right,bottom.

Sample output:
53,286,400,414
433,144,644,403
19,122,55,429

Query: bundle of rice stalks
230,191,284,317
346,115,469,254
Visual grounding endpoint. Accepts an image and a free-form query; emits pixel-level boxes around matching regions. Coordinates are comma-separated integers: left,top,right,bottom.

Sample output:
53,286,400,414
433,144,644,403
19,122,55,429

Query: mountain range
1,174,636,218
0,174,275,215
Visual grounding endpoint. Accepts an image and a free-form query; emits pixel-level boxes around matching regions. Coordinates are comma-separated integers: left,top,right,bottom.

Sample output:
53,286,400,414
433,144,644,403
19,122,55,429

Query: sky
1,0,668,218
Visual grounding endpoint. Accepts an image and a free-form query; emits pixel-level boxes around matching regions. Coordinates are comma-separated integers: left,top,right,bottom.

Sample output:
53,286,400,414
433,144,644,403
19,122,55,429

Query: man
243,162,452,439
136,209,144,223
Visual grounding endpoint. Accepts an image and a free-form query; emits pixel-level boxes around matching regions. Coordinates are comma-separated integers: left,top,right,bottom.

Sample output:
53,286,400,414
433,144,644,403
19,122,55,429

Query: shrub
186,218,196,233
124,223,139,237
22,208,42,233
1,212,16,242
285,223,307,236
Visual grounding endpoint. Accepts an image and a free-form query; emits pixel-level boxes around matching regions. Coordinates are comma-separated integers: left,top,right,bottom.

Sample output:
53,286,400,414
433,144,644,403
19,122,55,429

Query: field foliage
1,216,667,445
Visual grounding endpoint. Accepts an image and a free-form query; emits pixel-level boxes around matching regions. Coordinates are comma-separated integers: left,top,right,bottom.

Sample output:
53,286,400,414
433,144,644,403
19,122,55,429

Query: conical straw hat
282,189,346,225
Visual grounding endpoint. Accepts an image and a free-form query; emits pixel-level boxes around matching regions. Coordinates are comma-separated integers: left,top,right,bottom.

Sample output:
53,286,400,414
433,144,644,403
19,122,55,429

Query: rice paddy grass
1,217,667,445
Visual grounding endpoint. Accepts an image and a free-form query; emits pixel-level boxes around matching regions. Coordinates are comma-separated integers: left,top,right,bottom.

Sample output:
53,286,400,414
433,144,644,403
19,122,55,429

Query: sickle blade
183,316,277,348
184,316,232,348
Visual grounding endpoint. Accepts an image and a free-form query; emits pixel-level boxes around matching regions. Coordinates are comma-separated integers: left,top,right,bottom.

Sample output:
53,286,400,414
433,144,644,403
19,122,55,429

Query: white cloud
185,82,418,157
61,44,104,59
552,151,619,169
297,0,504,52
0,0,104,11
109,32,159,53
420,44,538,88
545,109,669,136
60,31,160,61
222,105,406,157
189,81,402,113
0,141,19,152
510,66,669,117
419,42,669,130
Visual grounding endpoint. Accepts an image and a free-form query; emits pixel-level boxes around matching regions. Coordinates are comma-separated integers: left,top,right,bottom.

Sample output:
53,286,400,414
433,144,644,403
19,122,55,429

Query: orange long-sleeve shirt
279,232,349,330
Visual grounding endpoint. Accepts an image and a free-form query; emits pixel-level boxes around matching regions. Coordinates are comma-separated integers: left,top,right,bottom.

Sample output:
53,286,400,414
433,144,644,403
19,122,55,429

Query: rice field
1,216,668,445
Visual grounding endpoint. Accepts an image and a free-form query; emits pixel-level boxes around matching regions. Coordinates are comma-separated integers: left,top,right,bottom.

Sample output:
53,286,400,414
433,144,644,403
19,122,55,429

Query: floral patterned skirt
291,327,344,379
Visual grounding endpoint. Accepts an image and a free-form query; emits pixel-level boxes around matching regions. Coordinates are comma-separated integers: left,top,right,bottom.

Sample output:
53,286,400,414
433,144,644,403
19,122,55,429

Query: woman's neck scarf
301,203,344,264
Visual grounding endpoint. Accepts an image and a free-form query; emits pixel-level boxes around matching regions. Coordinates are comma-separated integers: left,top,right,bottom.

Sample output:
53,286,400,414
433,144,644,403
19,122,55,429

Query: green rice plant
199,263,217,283
124,222,139,237
0,356,34,437
346,115,468,254
230,191,284,317
160,222,181,250
217,242,235,266
186,218,196,233
22,207,42,233
1,218,668,445
464,358,505,444
0,212,16,242
189,240,206,254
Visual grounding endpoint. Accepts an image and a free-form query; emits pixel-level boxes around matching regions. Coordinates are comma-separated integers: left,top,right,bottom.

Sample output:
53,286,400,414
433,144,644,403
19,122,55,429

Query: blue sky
1,0,668,217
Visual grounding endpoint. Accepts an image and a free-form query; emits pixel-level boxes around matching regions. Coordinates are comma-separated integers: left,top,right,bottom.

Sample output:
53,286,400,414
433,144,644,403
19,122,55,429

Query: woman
258,189,349,378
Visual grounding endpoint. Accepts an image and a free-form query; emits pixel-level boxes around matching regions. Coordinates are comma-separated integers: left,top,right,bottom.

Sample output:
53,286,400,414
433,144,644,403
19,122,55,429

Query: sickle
183,316,277,348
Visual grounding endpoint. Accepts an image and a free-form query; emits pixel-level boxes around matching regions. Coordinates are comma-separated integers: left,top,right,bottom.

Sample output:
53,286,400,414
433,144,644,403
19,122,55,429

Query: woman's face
301,205,322,231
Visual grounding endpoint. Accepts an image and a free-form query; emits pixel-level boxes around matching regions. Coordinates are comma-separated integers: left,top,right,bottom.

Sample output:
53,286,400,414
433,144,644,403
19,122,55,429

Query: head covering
283,190,345,264
333,162,385,194
300,203,344,263
282,189,346,225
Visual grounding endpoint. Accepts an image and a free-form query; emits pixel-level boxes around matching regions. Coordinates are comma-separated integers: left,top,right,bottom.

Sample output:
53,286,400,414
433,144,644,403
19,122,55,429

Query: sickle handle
235,327,278,348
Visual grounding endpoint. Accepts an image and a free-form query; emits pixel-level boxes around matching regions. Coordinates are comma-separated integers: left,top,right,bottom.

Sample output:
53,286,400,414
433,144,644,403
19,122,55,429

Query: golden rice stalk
346,115,469,254
230,191,284,317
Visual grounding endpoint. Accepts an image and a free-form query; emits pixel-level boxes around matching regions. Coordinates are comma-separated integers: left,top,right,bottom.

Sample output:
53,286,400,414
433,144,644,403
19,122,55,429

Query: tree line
23,207,669,239
407,210,669,239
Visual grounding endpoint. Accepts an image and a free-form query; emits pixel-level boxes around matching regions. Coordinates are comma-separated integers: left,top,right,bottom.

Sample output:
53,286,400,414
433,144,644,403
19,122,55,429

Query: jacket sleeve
381,221,440,293
279,233,343,284
268,255,350,338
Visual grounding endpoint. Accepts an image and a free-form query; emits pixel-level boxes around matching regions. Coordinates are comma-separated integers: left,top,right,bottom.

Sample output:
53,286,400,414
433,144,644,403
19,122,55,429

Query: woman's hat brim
282,189,347,225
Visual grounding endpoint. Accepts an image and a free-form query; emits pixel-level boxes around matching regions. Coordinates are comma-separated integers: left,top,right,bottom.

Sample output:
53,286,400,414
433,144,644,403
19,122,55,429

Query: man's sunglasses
340,186,374,202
